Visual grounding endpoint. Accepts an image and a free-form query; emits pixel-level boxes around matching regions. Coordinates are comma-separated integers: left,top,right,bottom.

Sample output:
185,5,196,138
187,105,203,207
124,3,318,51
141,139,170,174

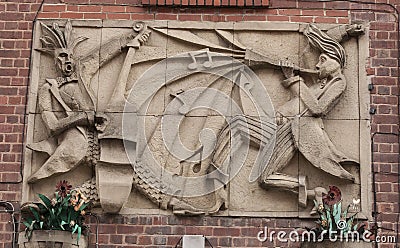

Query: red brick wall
87,215,300,247
1,0,399,247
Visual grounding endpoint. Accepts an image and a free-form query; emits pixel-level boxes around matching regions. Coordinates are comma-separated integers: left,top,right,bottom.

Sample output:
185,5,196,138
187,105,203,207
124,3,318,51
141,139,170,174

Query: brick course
0,0,399,247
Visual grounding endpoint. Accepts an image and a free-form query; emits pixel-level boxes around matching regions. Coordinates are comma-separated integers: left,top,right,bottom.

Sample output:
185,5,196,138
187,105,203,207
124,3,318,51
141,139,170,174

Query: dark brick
117,225,144,234
153,236,166,245
214,227,240,236
145,225,165,235
218,237,232,246
125,235,137,244
98,224,116,234
109,234,123,244
186,226,213,236
137,235,152,245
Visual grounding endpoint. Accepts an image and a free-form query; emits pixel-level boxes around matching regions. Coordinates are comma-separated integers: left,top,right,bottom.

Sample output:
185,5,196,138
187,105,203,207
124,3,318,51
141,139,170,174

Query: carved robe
266,74,358,181
27,73,97,183
28,35,133,183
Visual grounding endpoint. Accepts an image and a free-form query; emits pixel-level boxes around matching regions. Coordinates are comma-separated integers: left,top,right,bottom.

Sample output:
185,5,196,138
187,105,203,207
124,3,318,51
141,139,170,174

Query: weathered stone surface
96,162,134,213
23,20,369,217
18,230,88,248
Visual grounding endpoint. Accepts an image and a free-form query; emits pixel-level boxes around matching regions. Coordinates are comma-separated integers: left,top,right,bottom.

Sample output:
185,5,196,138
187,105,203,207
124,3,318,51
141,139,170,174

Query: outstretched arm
78,32,136,84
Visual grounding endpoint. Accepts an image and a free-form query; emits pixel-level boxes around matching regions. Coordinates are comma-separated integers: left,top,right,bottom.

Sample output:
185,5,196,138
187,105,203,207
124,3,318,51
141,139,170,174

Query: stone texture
23,20,369,218
18,230,88,248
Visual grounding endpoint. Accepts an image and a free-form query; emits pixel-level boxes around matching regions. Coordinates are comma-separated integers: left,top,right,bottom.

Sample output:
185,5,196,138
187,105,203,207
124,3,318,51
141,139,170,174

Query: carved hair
37,20,88,55
304,24,346,68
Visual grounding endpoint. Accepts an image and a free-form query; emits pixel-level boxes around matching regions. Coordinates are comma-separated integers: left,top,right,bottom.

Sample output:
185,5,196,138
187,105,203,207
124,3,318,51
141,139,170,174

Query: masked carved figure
27,20,149,183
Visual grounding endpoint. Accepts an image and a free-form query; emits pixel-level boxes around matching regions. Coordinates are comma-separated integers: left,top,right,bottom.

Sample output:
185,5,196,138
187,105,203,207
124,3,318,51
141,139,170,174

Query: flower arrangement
311,185,367,239
21,180,90,242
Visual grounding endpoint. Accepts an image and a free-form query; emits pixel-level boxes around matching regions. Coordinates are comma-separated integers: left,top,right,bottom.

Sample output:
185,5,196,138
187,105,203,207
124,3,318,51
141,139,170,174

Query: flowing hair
304,24,346,68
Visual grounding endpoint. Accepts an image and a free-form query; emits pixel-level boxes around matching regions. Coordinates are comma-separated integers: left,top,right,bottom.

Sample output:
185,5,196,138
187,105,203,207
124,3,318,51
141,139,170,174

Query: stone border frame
23,19,371,219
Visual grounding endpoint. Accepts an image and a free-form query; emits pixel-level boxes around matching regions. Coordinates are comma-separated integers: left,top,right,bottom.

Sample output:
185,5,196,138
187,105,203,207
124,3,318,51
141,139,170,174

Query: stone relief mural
24,19,369,218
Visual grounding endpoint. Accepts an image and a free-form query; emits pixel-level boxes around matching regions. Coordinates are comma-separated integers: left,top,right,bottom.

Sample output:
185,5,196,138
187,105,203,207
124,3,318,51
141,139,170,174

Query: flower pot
18,230,88,248
301,241,371,248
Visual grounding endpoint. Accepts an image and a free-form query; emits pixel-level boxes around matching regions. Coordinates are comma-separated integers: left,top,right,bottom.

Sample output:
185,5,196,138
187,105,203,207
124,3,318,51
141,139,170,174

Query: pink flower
56,180,72,198
322,186,342,206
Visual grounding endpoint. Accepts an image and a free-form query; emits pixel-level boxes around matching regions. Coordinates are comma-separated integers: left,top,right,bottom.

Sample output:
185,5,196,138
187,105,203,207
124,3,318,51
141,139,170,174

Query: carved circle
133,21,145,32
192,164,201,173
123,51,276,198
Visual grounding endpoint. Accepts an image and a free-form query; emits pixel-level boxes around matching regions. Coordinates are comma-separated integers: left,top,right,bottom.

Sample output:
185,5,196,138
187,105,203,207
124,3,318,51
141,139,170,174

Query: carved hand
138,30,151,45
275,112,288,125
280,60,295,79
94,113,109,133
345,24,364,37
85,111,95,126
120,34,134,49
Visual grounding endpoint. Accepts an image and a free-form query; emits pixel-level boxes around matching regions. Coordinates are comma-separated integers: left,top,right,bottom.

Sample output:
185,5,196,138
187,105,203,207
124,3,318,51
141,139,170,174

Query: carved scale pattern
132,161,169,208
85,129,100,167
75,177,100,206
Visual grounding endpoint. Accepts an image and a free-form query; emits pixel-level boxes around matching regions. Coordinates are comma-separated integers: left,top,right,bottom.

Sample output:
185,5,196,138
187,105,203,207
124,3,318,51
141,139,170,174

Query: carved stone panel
23,20,370,218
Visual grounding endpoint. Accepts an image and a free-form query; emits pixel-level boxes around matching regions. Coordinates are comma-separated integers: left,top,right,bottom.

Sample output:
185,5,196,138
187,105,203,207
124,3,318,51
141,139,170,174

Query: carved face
315,54,341,80
54,48,75,77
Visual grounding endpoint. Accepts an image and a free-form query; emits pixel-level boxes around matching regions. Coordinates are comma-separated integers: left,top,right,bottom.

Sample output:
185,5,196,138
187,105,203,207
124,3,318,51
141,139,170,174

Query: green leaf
342,205,350,218
327,211,333,232
332,204,338,224
37,203,47,212
30,207,40,222
62,196,69,207
353,224,358,231
79,203,88,211
77,226,82,243
60,220,67,230
49,209,55,222
24,216,34,223
57,207,62,216
347,216,354,231
70,210,79,221
29,220,36,230
313,200,318,208
38,194,52,209
40,222,44,229
334,202,341,224
23,221,31,228
72,224,79,234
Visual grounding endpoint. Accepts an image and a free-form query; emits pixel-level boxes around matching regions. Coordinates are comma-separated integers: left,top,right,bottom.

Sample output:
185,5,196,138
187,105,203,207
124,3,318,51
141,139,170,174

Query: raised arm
78,32,136,85
283,75,346,116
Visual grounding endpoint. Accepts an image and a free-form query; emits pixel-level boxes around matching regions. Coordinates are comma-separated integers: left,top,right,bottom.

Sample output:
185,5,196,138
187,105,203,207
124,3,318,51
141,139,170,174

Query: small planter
18,230,88,248
301,241,371,248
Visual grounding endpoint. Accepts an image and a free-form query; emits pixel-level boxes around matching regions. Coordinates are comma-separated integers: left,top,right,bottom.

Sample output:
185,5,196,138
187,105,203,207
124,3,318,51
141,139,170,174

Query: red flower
56,180,72,198
322,185,342,206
